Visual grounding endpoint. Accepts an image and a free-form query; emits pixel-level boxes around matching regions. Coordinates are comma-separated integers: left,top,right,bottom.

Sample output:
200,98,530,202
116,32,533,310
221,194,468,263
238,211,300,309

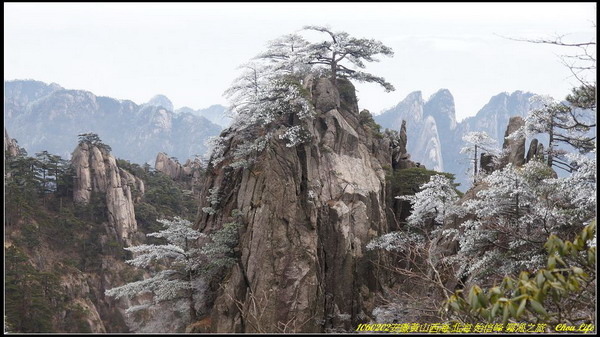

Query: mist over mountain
4,80,223,164
375,89,537,190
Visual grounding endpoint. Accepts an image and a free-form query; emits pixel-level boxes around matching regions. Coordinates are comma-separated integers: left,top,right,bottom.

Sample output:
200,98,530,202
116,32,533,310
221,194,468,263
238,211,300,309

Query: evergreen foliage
445,221,596,325
4,246,64,332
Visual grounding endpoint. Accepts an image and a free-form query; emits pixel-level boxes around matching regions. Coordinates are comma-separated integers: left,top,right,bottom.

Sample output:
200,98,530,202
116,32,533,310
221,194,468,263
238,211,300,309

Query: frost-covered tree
369,174,459,252
460,131,498,183
367,174,461,317
214,26,395,166
522,95,595,171
302,25,395,91
105,217,204,322
399,174,460,227
255,33,312,76
454,158,596,282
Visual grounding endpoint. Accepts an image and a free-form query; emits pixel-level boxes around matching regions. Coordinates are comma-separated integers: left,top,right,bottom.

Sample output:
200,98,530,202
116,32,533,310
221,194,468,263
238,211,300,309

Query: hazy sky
4,3,596,121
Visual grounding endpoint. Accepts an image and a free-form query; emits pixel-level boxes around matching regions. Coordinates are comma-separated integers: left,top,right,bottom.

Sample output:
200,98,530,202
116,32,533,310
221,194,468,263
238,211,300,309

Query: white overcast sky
4,2,596,121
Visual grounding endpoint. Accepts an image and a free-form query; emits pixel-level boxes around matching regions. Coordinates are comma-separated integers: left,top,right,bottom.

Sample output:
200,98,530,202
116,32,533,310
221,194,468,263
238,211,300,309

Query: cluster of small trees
368,48,596,325
5,148,75,225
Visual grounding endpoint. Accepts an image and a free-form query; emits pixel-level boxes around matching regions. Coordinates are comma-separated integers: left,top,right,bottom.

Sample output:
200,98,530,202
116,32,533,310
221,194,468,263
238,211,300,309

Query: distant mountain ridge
4,80,224,165
375,89,537,190
175,104,232,128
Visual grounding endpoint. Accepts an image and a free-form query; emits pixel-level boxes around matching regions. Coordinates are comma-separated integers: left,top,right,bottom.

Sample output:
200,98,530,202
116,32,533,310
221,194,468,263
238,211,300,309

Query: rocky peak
71,142,143,245
199,77,409,332
154,152,203,181
4,80,63,119
313,77,341,113
399,91,424,122
146,94,174,111
155,152,183,179
424,89,457,131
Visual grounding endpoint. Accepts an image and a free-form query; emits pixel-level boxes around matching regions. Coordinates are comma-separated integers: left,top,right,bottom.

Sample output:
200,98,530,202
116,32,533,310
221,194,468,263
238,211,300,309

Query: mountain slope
4,80,222,164
375,89,536,190
176,104,232,128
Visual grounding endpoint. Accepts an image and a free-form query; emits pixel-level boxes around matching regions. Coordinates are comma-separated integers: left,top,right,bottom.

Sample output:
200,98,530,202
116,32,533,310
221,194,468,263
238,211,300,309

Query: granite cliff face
155,152,202,180
4,128,20,157
72,142,144,245
4,80,222,164
196,78,411,332
375,91,443,171
375,90,537,190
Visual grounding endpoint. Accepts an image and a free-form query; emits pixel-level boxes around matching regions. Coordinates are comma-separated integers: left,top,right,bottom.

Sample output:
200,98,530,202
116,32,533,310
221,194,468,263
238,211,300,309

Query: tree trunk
330,53,337,87
188,277,197,322
547,126,554,168
473,145,478,184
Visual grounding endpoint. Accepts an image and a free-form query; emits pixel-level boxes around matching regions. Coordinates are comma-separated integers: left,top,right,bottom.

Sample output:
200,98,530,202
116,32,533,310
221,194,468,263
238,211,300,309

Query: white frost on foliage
397,174,459,226
455,157,596,280
105,217,204,315
461,131,498,155
279,125,309,147
366,231,425,252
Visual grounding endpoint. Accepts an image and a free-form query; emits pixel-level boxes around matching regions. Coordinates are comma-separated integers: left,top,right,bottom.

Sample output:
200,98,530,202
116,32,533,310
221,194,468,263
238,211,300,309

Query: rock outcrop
155,152,203,185
72,142,143,244
198,78,408,332
155,152,184,179
525,138,544,163
500,116,526,167
4,128,20,157
480,152,495,174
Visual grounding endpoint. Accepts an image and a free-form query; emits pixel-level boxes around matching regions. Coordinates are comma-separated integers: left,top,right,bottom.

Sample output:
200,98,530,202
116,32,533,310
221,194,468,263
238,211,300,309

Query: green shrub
445,221,596,325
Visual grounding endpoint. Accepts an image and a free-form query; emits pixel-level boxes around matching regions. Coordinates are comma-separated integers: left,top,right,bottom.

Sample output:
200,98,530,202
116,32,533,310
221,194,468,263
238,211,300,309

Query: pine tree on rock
105,217,204,322
520,95,595,172
460,131,498,183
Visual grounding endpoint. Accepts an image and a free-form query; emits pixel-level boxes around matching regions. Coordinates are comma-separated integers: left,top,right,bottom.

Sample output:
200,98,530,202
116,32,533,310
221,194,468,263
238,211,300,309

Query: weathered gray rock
399,120,408,154
155,152,183,179
155,152,203,186
526,138,545,163
501,116,526,167
480,153,495,174
4,128,20,157
199,77,403,332
313,78,340,113
72,142,142,245
526,138,538,162
72,143,93,204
